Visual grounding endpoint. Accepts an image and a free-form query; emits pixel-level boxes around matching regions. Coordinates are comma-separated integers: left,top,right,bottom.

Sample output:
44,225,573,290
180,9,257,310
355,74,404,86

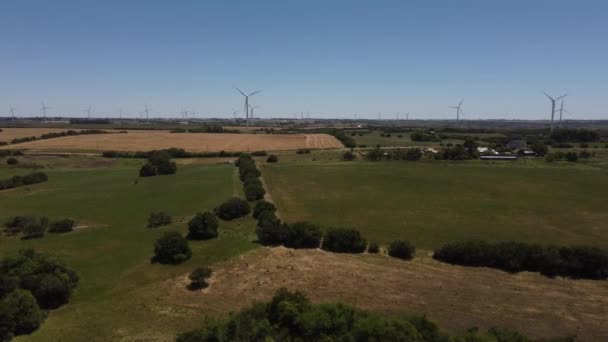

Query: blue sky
1,0,607,119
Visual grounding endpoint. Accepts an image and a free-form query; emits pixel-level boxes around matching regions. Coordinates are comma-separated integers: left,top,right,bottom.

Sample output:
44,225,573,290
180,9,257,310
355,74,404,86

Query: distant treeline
550,128,600,142
102,147,267,159
10,129,118,145
69,118,111,124
0,172,48,191
434,240,608,280
0,150,23,157
170,125,239,133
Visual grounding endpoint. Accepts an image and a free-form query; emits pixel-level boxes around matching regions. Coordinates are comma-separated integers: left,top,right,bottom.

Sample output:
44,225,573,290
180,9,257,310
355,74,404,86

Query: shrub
139,163,157,177
139,151,177,177
321,228,367,253
48,219,75,233
153,232,192,264
368,242,380,254
244,183,266,201
266,154,278,163
3,216,37,235
565,152,578,162
256,213,287,246
253,200,276,219
187,212,219,240
388,240,416,260
2,289,43,335
284,222,322,249
215,198,251,220
251,150,267,156
21,217,48,240
6,158,18,165
147,211,171,228
188,267,213,290
530,141,548,156
342,151,356,161
579,150,592,159
296,148,311,154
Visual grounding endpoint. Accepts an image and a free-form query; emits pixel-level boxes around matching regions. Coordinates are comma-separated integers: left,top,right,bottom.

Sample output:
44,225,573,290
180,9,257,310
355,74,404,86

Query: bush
530,141,548,156
388,240,416,260
342,151,356,161
48,219,75,233
3,216,37,235
368,242,380,254
284,222,322,249
433,240,608,279
187,212,219,240
244,183,266,201
296,148,311,154
251,150,267,156
215,198,251,220
404,148,423,161
21,217,48,240
147,211,171,228
565,152,578,162
153,232,192,264
6,158,18,165
139,163,157,177
256,213,287,246
2,289,43,335
579,150,592,159
188,267,213,290
139,151,177,177
321,228,367,253
266,154,278,163
253,200,276,219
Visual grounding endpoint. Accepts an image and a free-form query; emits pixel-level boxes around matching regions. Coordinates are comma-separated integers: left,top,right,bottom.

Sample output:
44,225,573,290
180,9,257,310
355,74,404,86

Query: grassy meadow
262,160,608,249
0,158,258,341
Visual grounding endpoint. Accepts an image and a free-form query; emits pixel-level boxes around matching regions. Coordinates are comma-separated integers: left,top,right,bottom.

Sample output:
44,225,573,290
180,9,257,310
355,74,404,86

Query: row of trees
366,147,424,161
3,216,74,238
433,240,608,280
139,151,177,177
103,148,254,159
10,129,112,145
236,154,266,201
176,288,541,342
0,172,48,191
550,128,600,143
0,249,79,340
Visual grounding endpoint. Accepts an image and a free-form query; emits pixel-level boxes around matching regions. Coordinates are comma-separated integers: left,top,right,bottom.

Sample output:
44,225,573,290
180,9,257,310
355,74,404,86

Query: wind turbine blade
248,90,262,97
458,98,464,107
555,94,568,101
543,92,554,101
235,87,246,97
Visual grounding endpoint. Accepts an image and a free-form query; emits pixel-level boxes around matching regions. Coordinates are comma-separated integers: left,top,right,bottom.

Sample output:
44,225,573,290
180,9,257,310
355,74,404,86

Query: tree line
0,172,48,191
0,249,79,341
102,148,266,159
176,288,571,342
4,215,75,239
9,129,116,145
236,154,266,201
433,240,608,280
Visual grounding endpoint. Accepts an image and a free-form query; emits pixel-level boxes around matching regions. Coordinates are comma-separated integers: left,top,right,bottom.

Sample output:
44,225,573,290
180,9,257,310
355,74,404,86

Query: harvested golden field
152,247,607,341
3,130,342,152
0,127,72,141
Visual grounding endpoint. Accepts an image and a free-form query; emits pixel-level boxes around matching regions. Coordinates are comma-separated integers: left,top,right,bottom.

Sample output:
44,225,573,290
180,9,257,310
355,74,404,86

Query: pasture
262,160,608,249
1,129,342,152
0,159,258,341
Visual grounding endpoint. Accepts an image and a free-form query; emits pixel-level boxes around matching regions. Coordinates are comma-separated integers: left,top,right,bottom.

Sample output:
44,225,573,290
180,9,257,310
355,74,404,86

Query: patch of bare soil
162,247,608,341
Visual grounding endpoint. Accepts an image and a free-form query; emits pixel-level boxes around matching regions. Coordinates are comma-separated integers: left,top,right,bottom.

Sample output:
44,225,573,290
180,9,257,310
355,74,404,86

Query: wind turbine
235,87,261,126
543,92,567,132
450,99,464,123
143,104,150,120
83,106,92,119
40,102,51,120
249,105,260,119
557,98,565,125
8,106,16,120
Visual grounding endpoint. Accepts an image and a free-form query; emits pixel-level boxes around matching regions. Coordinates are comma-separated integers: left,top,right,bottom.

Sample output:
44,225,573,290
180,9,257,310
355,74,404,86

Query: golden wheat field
1,129,343,152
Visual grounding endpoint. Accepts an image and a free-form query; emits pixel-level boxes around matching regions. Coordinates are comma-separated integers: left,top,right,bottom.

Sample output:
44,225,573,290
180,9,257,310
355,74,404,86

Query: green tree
153,232,192,264
530,141,548,156
187,212,219,240
388,240,416,260
188,267,213,290
2,289,43,335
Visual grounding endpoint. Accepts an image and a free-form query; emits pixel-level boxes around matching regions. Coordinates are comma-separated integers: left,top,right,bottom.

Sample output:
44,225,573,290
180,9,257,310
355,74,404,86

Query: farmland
1,129,342,152
262,160,608,249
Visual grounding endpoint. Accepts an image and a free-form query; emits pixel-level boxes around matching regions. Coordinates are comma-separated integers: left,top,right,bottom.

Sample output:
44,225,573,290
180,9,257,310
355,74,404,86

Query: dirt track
161,247,608,341
1,130,342,152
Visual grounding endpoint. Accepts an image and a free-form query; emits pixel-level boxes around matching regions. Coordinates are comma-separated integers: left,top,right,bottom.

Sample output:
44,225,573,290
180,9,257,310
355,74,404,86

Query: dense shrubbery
283,222,323,249
255,211,286,246
388,240,416,260
215,197,251,220
295,148,311,154
10,129,112,145
139,151,177,177
3,216,49,239
251,150,267,156
48,219,75,233
176,288,543,342
368,242,380,254
0,172,48,191
188,267,212,290
252,200,276,219
366,147,424,162
0,249,79,341
321,228,367,253
266,154,278,163
434,240,608,279
332,131,356,148
236,154,266,201
187,212,218,240
410,131,440,142
147,211,172,228
170,125,233,133
550,128,599,142
6,158,18,165
104,148,243,159
0,150,23,158
342,150,356,161
153,232,192,264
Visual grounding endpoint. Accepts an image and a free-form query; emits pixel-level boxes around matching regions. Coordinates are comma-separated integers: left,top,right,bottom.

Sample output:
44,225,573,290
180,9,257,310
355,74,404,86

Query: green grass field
262,160,608,249
0,159,258,341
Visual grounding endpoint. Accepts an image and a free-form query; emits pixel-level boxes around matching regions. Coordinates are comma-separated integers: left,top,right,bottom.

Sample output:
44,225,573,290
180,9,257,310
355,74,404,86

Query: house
477,147,498,155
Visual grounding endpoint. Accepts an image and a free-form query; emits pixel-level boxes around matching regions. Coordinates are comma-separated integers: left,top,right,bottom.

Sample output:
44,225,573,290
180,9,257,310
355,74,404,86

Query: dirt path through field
160,247,608,341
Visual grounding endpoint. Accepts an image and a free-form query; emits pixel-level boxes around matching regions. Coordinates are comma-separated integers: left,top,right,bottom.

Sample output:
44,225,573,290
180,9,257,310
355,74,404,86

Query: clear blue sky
1,0,607,119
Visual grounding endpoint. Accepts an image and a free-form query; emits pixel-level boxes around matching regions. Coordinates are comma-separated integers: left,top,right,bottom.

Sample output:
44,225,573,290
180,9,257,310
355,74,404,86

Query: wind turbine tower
40,102,51,120
9,106,16,120
84,106,92,119
543,92,567,132
235,88,261,126
450,99,464,123
143,104,150,120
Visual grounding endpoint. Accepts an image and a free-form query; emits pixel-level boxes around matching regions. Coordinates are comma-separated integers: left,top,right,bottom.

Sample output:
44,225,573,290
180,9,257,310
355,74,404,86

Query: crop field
262,161,608,249
0,159,258,341
1,129,342,152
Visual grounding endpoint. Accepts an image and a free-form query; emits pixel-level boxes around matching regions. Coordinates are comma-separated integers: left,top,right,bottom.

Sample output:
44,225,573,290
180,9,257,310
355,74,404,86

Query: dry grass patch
160,247,608,341
3,131,342,152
